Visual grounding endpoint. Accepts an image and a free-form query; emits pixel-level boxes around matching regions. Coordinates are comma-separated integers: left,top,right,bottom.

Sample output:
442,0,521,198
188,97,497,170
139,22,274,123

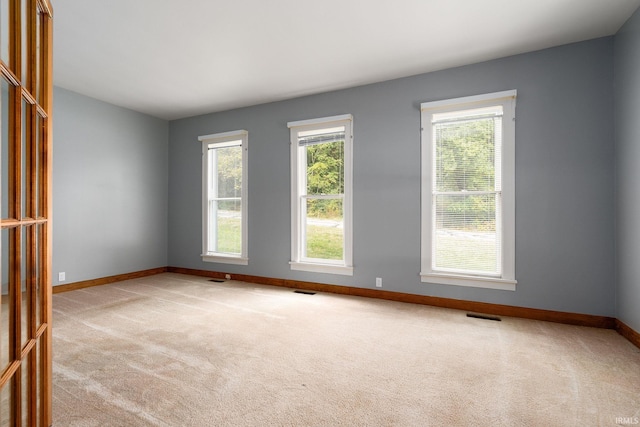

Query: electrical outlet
225,274,231,280
375,277,382,288
58,272,66,282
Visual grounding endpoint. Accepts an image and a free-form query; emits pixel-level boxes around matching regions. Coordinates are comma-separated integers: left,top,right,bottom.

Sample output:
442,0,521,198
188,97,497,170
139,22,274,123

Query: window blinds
432,106,503,276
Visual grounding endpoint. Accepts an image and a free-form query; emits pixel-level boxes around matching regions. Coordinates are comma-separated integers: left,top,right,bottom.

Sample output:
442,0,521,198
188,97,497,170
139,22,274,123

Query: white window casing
199,130,248,265
288,114,353,276
420,91,517,290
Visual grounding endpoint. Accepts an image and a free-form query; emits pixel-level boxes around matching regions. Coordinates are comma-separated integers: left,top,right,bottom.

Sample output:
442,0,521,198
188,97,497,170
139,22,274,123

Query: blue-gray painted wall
615,7,640,331
168,38,616,316
52,87,169,285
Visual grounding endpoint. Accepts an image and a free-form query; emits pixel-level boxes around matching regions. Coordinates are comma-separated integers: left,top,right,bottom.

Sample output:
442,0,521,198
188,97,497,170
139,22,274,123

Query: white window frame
420,91,517,291
199,130,248,265
288,114,353,276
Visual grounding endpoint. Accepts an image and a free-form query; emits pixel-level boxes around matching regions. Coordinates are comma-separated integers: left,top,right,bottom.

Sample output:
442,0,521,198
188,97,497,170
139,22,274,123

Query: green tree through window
306,140,344,218
289,115,353,274
435,117,497,231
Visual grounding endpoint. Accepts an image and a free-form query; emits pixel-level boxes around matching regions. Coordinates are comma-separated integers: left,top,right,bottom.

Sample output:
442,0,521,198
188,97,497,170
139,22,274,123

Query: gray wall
168,38,616,317
52,87,169,285
615,8,640,331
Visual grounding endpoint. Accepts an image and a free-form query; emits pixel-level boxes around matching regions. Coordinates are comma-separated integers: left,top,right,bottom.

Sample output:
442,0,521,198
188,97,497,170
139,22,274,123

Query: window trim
199,130,248,265
288,114,353,276
420,91,517,291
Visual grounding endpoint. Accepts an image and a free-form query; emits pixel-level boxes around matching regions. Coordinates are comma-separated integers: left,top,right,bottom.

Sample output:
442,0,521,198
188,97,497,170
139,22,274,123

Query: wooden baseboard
167,267,285,287
615,319,640,349
167,267,616,329
52,267,168,294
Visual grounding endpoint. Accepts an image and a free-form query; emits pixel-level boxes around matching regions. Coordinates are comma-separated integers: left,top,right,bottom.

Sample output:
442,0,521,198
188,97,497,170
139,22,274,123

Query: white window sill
290,261,353,276
420,272,516,291
202,254,249,265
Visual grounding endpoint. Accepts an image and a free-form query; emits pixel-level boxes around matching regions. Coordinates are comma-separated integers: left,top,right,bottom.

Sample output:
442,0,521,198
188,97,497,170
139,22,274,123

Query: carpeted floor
52,273,640,426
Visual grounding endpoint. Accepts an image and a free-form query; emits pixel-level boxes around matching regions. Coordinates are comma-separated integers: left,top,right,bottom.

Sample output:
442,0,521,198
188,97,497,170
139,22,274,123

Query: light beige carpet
52,273,640,426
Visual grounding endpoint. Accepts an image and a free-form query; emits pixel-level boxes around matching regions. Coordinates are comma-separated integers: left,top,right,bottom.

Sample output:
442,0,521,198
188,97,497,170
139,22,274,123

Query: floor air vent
466,313,501,321
294,290,316,295
209,279,225,283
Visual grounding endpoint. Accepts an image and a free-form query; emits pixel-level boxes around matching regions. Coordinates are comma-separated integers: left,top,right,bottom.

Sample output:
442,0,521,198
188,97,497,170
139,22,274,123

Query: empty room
2,0,640,425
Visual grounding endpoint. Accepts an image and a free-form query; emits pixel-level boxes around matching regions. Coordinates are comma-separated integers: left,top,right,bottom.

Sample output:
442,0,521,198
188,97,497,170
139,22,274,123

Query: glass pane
304,198,343,260
35,10,41,104
209,199,241,255
21,99,28,219
21,357,29,426
434,116,498,192
21,226,29,347
34,113,42,218
0,377,12,427
21,0,28,85
215,145,242,199
34,224,40,329
0,0,9,66
1,227,9,374
1,78,9,219
305,140,344,196
35,340,40,426
434,193,498,274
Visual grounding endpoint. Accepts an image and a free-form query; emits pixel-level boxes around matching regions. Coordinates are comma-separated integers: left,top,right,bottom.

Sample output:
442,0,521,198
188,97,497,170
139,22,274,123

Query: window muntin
199,131,248,265
421,91,516,290
289,115,353,275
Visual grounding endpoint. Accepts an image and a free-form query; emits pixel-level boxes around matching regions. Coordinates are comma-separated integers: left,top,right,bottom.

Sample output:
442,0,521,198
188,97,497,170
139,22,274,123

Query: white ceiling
53,0,640,121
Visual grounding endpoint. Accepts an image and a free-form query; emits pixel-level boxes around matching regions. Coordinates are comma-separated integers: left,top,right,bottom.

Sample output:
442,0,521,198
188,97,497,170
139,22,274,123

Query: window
289,114,353,275
199,130,248,265
420,91,517,290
